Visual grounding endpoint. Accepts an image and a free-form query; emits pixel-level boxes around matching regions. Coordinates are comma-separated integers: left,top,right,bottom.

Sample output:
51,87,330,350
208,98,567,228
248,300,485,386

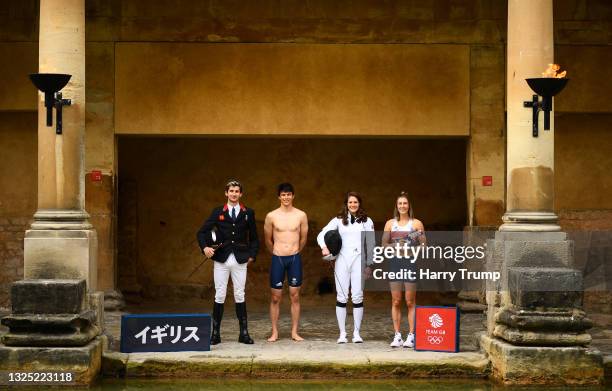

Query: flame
542,63,567,78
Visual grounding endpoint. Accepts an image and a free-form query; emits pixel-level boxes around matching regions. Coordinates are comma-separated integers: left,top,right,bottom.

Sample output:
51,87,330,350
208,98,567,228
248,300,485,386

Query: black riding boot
210,302,224,345
236,302,254,344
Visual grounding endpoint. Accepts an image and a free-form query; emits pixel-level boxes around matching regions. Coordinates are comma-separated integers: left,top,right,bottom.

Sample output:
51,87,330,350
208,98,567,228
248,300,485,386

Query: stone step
605,355,612,386
460,332,481,352
102,342,490,379
457,301,487,313
11,279,86,315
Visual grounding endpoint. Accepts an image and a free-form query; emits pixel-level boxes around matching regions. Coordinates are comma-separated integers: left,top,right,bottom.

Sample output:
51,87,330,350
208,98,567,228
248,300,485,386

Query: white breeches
334,252,363,304
214,254,247,304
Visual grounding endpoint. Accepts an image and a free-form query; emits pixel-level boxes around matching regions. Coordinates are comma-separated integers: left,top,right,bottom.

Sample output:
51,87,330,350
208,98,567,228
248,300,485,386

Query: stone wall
559,209,612,314
0,3,39,308
554,109,612,310
0,112,37,309
0,218,28,309
0,0,611,304
467,44,505,226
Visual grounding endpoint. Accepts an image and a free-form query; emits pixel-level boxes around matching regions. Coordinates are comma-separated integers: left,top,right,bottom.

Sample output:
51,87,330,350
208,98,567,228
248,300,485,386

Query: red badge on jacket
219,214,225,221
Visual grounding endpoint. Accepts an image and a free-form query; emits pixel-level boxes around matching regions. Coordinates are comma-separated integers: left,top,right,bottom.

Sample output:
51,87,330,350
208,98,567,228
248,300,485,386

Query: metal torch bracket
523,95,540,137
53,92,72,135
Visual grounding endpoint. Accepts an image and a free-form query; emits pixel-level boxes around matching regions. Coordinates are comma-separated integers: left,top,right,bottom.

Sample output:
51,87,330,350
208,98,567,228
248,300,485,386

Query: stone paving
103,301,485,352
98,300,612,379
590,312,612,357
2,300,610,379
101,301,488,378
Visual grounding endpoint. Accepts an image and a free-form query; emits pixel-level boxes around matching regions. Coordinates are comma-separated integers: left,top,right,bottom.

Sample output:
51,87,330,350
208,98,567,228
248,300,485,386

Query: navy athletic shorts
387,256,419,283
270,253,303,289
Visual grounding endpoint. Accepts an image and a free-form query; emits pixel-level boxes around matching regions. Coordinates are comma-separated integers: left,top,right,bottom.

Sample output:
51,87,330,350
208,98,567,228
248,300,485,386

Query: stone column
481,1,603,385
501,0,558,232
1,4,103,386
24,0,98,290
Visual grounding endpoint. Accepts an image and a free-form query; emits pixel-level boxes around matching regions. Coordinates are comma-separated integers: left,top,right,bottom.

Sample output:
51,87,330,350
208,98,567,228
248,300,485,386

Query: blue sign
120,313,211,353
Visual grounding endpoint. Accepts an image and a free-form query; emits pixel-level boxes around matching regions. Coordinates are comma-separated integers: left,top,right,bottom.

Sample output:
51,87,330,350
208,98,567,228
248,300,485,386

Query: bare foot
291,333,304,342
267,331,279,342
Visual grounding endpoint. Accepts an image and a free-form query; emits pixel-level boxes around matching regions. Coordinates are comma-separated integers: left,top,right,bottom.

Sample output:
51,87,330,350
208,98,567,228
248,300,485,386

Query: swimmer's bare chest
272,212,302,255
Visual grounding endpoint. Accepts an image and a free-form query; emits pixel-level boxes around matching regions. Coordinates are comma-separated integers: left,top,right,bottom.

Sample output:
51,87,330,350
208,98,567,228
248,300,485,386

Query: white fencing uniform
317,216,374,341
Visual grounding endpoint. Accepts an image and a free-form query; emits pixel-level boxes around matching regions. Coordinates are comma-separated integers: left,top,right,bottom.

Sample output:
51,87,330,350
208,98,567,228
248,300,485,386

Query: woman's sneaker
403,333,415,348
389,332,403,348
337,332,348,344
352,332,363,343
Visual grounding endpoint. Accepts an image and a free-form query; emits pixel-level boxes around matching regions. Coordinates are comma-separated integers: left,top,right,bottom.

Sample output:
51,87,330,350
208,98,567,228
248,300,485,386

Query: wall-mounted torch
523,64,569,137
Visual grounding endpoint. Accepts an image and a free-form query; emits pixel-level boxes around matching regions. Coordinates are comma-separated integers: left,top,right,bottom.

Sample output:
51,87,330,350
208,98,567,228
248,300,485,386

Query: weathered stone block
493,324,592,346
89,291,105,331
481,334,603,386
495,307,593,332
102,351,128,378
1,308,100,347
0,337,103,386
24,229,98,291
11,279,86,314
2,311,96,332
495,231,567,242
485,238,503,292
104,289,126,311
508,267,583,308
605,355,612,385
457,300,487,313
1,326,99,347
486,290,500,335
504,240,574,268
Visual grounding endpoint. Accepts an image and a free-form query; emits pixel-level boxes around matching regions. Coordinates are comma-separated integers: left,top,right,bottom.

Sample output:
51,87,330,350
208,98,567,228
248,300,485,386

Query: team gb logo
429,313,443,328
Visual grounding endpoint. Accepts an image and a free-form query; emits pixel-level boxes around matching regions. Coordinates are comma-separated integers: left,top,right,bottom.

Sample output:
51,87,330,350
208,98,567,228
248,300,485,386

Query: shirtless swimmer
263,183,308,342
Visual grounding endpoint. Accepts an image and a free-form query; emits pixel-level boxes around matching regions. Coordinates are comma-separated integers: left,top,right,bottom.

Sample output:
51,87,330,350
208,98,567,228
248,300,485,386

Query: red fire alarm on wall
482,176,493,186
91,170,102,182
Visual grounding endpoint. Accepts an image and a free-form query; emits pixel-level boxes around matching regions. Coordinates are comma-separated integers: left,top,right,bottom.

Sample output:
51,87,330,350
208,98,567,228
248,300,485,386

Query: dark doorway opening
116,136,467,305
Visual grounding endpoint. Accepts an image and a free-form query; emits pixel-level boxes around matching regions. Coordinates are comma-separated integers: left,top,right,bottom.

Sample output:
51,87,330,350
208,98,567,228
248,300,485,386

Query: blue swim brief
270,253,303,289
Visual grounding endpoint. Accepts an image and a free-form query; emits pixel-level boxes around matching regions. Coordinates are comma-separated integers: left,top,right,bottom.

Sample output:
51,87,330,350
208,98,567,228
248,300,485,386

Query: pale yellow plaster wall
115,43,470,136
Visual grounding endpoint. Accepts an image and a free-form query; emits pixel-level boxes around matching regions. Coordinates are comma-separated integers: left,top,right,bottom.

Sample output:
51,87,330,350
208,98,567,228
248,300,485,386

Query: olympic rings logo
427,336,444,344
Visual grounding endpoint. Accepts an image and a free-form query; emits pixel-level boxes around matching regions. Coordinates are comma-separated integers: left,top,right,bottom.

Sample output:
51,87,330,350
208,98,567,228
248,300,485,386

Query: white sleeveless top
390,218,415,242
